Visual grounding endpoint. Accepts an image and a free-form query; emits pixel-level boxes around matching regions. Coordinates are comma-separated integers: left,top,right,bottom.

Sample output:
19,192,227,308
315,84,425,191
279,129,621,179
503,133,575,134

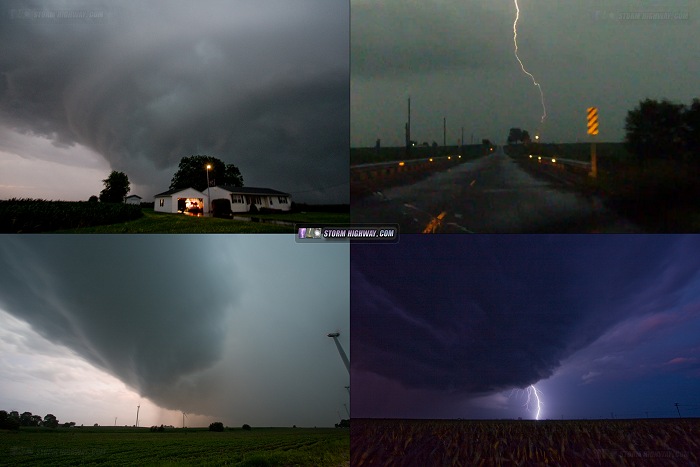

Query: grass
53,210,294,233
234,212,350,224
1,426,349,466
351,418,699,465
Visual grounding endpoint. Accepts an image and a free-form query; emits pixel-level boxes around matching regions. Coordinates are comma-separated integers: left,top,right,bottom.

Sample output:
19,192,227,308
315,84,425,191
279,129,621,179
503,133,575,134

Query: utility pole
443,117,446,148
405,97,411,157
675,403,682,419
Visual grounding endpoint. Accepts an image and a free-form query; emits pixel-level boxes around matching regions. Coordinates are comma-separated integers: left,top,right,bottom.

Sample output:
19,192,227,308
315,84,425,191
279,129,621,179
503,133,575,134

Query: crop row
351,418,700,466
0,199,143,232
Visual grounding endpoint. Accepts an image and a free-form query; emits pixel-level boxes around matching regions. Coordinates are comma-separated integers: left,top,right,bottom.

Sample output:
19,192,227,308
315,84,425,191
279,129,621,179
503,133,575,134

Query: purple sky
351,235,700,420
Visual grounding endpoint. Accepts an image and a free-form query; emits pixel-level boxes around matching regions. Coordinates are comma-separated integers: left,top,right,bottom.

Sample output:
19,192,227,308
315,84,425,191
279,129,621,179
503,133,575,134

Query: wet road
350,147,639,233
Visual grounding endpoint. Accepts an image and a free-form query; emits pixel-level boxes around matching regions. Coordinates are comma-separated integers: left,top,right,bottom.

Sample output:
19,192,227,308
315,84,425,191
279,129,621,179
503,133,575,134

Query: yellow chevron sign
587,107,599,135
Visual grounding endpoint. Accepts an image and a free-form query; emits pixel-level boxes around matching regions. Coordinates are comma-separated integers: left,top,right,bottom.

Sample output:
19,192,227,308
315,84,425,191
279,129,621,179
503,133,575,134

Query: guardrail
351,155,462,182
526,154,592,175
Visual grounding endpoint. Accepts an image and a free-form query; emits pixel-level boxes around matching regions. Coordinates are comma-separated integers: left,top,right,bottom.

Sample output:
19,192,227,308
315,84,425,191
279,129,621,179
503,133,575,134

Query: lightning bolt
513,0,546,123
525,384,543,420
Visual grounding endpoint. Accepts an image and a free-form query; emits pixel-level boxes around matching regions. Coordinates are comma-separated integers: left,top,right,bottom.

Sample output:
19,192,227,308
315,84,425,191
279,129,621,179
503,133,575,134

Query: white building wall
155,196,172,213
154,188,209,214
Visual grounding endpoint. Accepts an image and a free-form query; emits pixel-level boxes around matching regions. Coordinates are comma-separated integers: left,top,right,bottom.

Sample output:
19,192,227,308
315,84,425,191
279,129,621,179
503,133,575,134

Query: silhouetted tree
625,98,686,166
507,128,523,144
20,412,35,427
99,171,130,203
242,424,252,431
209,422,224,432
683,98,700,161
0,410,19,430
88,195,99,203
169,155,243,192
43,414,59,429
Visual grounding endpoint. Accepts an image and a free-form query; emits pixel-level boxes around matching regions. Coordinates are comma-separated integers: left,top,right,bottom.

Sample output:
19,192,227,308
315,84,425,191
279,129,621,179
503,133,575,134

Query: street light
206,164,212,215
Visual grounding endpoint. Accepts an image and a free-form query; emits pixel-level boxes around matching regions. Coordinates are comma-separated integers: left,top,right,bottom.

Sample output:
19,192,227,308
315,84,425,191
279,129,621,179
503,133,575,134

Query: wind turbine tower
327,332,349,374
136,405,140,428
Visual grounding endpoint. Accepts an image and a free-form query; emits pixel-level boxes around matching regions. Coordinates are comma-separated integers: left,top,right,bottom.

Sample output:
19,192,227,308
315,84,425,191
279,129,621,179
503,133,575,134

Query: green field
0,427,349,466
233,212,350,224
51,210,351,233
53,210,291,233
351,418,699,465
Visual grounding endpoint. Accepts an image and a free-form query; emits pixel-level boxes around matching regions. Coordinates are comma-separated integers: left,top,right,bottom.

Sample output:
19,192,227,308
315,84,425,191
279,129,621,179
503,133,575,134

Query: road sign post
587,107,598,178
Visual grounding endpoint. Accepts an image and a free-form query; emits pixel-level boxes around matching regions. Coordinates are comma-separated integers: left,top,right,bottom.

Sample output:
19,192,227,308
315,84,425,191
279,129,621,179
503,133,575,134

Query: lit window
159,199,164,207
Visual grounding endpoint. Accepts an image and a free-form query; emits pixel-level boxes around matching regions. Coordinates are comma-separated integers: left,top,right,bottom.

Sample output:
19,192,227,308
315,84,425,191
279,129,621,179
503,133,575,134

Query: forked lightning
513,0,546,123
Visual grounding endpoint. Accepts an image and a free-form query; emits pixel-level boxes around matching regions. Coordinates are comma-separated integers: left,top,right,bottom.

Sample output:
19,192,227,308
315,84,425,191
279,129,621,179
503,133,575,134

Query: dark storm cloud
0,236,349,426
0,236,235,399
352,0,511,79
0,0,348,202
351,235,700,396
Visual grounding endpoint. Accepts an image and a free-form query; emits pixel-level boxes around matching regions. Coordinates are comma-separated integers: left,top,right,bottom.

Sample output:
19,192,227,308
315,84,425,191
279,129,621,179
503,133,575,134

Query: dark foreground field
0,427,349,466
351,418,700,466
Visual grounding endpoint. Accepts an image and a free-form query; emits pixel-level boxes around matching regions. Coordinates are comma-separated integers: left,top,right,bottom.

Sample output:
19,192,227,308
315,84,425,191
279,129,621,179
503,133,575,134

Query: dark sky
351,0,698,147
0,236,349,427
0,0,348,203
351,235,700,420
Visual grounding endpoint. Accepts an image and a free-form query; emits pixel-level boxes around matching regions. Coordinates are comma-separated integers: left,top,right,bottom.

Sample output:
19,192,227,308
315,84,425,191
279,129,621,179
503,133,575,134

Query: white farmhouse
207,186,291,213
124,194,142,205
153,187,209,215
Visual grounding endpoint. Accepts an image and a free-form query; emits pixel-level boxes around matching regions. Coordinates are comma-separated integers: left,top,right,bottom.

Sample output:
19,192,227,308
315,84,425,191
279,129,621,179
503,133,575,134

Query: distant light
399,161,405,166
206,164,211,170
538,156,541,160
448,156,451,160
458,155,462,159
552,158,556,163
529,155,533,158
429,158,433,162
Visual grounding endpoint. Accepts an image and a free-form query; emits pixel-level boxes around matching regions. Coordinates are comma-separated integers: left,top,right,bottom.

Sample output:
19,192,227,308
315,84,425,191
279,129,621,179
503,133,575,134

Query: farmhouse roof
153,187,204,197
125,194,142,199
215,186,290,196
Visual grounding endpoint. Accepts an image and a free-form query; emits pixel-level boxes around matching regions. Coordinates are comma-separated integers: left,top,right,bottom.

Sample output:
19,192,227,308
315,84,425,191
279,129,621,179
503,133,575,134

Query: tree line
625,98,700,165
505,97,700,166
0,410,74,429
93,155,244,203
